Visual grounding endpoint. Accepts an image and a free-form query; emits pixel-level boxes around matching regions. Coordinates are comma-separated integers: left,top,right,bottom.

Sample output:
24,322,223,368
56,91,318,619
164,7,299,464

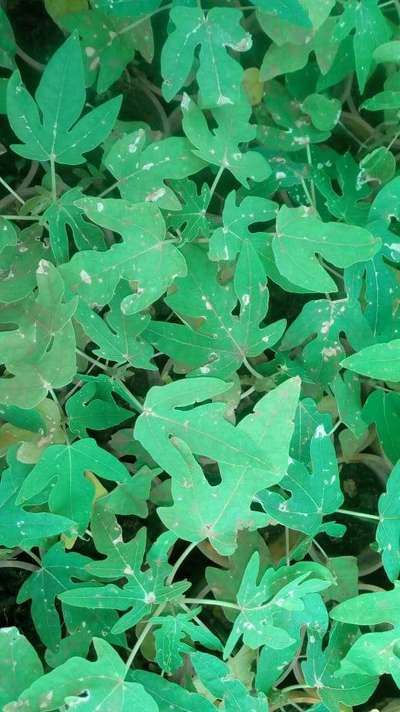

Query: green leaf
61,9,153,93
166,179,211,243
352,0,390,92
254,0,312,28
65,374,133,436
5,638,158,712
358,147,396,186
223,553,333,658
161,6,251,108
7,34,121,164
259,426,344,537
331,372,367,439
374,40,400,63
0,627,43,708
331,586,400,625
59,528,189,634
362,90,400,111
43,187,105,264
302,93,341,132
131,670,215,712
182,94,271,187
157,378,299,555
17,542,92,649
104,128,204,209
335,627,400,689
376,461,400,582
341,339,400,381
302,623,378,710
152,611,222,674
0,224,49,303
0,217,17,254
192,652,267,712
0,448,74,548
363,390,400,463
17,438,131,534
272,206,381,293
61,198,186,313
0,7,16,70
146,243,285,379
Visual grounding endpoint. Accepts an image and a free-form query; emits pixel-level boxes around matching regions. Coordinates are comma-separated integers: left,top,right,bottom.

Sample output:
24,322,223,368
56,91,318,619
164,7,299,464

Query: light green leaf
17,438,131,534
131,670,215,712
331,586,400,625
5,638,159,712
152,611,222,674
166,179,211,243
363,390,400,463
182,94,271,187
104,129,204,209
191,652,267,712
341,339,400,381
272,206,381,293
61,198,186,313
7,34,121,164
0,627,43,708
161,6,251,108
376,461,400,582
302,93,341,132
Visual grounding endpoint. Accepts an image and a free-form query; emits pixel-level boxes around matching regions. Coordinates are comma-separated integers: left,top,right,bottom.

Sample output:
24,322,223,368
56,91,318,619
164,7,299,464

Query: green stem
167,540,199,585
0,560,37,571
209,164,224,202
282,684,313,694
119,3,172,37
76,348,110,373
124,601,166,673
0,176,25,205
243,356,264,380
337,508,380,522
50,156,57,203
306,143,317,208
0,214,39,221
114,379,144,414
184,597,240,611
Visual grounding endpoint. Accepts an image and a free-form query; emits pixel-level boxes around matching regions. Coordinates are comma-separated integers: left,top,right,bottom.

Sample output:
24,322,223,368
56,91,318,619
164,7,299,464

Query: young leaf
132,670,215,712
7,34,121,164
0,448,74,549
182,94,271,187
152,611,222,674
192,652,267,712
331,587,400,626
17,438,131,534
166,179,211,243
259,426,344,537
65,375,133,437
17,542,93,649
161,6,251,108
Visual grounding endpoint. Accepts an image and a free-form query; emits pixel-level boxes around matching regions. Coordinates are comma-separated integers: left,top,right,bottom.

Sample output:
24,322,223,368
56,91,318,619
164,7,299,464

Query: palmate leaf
92,0,161,16
134,377,287,486
104,128,204,209
131,671,215,712
157,378,300,555
166,179,211,243
65,374,133,437
272,206,381,293
0,217,17,254
280,296,373,385
222,553,333,658
259,426,344,538
302,623,378,711
61,9,153,93
0,224,49,304
17,542,92,650
146,244,285,379
161,6,251,108
0,322,76,409
192,652,267,712
43,187,105,264
363,390,400,464
59,528,189,634
7,34,121,164
62,198,186,313
75,293,154,369
0,448,74,549
182,94,271,187
4,639,158,712
17,438,131,534
0,260,77,365
0,628,43,708
152,611,222,674
0,7,16,70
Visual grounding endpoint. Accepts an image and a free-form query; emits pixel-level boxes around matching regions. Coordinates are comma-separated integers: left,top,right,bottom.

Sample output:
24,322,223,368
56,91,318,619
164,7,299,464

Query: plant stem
184,597,240,611
76,348,110,373
167,540,199,585
0,176,25,205
337,508,380,522
16,45,44,72
124,602,166,672
0,214,39,221
282,684,313,694
209,164,224,202
0,560,37,571
243,356,264,380
50,156,57,203
305,143,317,208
